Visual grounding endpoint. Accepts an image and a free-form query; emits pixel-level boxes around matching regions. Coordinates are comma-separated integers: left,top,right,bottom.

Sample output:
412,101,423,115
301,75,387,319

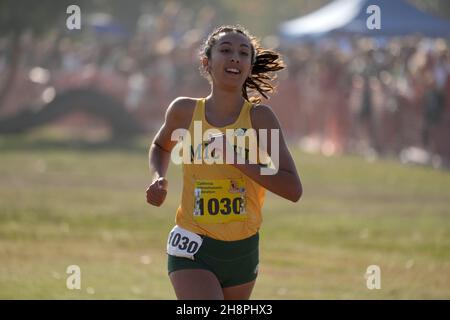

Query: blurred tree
0,0,87,111
409,0,450,20
219,0,330,36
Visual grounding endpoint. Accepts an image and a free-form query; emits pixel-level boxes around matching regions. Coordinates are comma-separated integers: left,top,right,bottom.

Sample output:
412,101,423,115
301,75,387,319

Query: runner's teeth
226,68,240,74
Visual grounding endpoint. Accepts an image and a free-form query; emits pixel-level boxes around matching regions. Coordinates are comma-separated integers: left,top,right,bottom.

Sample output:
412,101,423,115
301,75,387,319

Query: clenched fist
146,177,168,207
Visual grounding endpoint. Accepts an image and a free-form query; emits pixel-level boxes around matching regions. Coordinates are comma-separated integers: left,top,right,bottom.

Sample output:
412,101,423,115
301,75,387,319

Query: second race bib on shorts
167,225,203,260
193,179,247,224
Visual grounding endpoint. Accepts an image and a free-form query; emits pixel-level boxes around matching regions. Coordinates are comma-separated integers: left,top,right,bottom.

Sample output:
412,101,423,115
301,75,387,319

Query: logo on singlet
170,121,280,176
188,128,253,163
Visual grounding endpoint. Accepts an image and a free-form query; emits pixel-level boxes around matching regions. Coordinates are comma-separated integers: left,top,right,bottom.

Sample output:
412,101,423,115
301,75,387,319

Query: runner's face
206,32,253,90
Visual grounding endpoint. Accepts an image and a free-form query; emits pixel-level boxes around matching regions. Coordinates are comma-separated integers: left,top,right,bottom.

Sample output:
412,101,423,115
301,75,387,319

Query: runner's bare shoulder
164,97,199,130
154,97,198,152
250,104,280,130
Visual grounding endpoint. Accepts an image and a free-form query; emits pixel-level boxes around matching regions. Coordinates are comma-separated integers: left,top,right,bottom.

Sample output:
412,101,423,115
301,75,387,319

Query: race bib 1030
193,179,247,224
166,225,203,260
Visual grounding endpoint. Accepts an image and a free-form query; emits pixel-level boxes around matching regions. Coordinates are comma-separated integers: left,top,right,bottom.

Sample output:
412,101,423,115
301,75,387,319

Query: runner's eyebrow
218,41,250,49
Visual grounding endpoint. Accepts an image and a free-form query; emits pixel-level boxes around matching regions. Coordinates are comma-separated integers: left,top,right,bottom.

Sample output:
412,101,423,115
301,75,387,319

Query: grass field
0,133,449,299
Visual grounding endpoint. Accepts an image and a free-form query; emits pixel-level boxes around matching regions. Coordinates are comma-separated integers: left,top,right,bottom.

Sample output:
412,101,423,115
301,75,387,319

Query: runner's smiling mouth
225,68,241,74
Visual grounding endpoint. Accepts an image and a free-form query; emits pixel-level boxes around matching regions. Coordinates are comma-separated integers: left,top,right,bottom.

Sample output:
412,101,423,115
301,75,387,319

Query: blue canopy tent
279,0,450,41
86,13,130,38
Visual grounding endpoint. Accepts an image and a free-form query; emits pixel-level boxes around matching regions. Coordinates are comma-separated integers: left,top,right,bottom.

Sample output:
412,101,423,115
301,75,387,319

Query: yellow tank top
175,98,266,241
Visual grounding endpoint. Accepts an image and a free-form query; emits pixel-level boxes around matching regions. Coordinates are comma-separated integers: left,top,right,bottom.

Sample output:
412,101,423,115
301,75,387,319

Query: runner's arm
231,105,303,202
149,97,193,182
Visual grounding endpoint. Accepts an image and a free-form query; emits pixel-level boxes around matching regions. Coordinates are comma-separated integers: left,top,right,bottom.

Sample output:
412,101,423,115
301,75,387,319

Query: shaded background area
0,0,449,299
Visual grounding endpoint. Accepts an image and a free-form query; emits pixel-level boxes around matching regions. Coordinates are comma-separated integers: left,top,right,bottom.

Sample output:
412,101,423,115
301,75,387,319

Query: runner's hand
146,177,168,207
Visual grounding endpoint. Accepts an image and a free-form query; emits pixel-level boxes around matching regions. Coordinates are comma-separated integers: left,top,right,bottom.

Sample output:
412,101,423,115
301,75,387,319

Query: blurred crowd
278,36,450,163
0,1,449,164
